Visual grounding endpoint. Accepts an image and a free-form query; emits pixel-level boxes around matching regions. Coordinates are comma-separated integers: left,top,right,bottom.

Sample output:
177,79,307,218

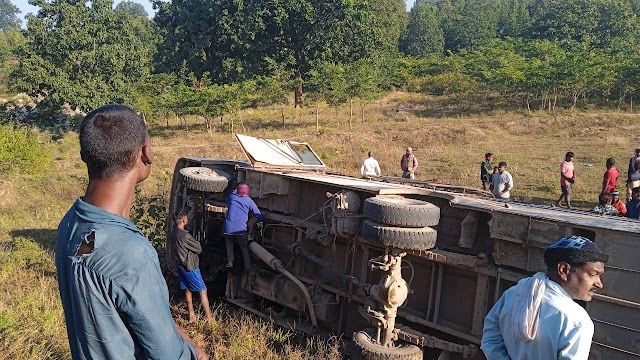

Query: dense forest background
2,0,640,128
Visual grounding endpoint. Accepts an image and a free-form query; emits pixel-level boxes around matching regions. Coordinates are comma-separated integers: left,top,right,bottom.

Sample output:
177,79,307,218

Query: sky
12,0,416,23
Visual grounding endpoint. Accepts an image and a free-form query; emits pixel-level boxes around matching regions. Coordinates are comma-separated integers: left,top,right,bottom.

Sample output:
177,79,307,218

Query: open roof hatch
235,134,326,170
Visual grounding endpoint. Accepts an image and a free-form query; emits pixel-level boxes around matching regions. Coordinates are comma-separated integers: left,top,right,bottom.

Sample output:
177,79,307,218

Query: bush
0,124,51,176
419,72,478,95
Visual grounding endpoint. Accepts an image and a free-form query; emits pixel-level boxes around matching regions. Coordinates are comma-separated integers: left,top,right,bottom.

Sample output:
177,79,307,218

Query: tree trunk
239,112,246,133
281,106,286,129
632,96,634,112
316,104,320,132
294,70,303,108
349,98,353,129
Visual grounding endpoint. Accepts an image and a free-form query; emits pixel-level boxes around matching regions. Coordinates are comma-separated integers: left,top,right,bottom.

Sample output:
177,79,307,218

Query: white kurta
481,273,594,360
360,157,381,177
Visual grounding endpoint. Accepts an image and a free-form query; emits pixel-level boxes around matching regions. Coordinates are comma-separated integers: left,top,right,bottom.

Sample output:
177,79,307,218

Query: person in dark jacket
626,187,640,219
224,182,267,270
171,210,212,322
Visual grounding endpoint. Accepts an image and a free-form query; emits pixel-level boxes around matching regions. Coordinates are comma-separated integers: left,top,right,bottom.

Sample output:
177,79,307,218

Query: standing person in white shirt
492,161,513,199
481,236,608,360
361,151,381,178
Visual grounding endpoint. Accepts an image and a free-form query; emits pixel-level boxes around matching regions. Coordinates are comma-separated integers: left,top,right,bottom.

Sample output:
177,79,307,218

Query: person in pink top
556,152,575,209
601,158,619,195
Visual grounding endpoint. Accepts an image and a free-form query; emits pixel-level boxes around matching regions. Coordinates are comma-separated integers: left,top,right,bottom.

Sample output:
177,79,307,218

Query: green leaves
401,1,444,56
13,0,155,112
0,0,21,31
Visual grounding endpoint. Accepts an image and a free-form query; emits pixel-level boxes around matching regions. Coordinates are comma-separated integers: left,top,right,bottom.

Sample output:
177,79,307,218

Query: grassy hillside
1,92,639,359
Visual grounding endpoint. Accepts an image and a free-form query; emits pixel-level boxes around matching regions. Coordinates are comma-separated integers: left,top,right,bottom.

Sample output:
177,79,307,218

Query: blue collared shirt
55,198,197,360
626,199,640,219
481,273,594,360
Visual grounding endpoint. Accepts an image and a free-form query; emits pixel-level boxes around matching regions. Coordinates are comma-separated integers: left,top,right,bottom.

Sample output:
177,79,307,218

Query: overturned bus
167,134,640,359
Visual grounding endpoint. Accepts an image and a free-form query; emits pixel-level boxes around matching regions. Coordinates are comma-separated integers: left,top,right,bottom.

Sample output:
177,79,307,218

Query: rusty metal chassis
258,212,527,358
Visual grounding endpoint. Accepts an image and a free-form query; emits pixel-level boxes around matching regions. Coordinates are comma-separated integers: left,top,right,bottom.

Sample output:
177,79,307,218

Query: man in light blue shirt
481,236,608,360
56,105,209,359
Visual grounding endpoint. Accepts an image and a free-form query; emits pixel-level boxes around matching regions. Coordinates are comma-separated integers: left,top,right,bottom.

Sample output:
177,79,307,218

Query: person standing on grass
627,161,640,201
224,181,267,271
171,210,212,322
490,165,499,192
481,152,494,191
627,148,640,184
610,190,627,216
481,236,608,359
492,162,513,200
361,151,381,178
627,187,640,219
556,152,575,209
55,105,208,360
400,147,418,180
601,157,619,195
592,193,618,215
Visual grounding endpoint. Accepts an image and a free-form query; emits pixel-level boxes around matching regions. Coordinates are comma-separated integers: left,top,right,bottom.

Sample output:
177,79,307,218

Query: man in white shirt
481,236,608,360
492,161,513,199
361,151,381,178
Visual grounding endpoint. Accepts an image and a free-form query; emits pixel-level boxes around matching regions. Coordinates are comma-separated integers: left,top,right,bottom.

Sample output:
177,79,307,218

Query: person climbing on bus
223,182,267,271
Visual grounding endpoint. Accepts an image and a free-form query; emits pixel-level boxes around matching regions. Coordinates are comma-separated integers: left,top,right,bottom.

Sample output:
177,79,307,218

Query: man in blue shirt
223,182,267,270
626,186,640,219
56,105,208,360
481,236,608,359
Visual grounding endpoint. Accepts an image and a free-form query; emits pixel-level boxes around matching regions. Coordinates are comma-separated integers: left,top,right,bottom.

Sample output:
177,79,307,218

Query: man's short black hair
565,151,575,159
485,152,493,158
173,209,188,223
80,104,148,180
544,247,609,270
498,161,507,167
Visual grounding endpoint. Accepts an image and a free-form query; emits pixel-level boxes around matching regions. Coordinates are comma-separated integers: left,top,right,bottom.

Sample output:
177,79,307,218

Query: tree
153,0,406,104
400,2,445,56
345,59,382,124
0,0,21,31
13,0,156,112
114,0,148,18
0,27,24,94
437,0,500,51
528,0,639,49
497,0,532,38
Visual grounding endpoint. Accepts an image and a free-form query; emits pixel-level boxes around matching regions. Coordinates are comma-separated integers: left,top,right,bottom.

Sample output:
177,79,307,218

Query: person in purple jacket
224,181,267,270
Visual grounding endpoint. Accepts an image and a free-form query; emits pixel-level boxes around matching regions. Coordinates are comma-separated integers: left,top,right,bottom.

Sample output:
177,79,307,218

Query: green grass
2,91,640,358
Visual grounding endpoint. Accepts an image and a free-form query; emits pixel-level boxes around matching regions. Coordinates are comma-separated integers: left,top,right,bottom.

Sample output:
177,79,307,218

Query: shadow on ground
11,228,57,252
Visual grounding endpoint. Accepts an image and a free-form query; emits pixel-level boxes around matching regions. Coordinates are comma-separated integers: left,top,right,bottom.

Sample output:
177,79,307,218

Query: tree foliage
13,0,156,111
528,0,639,49
437,0,500,51
0,0,21,31
401,2,444,56
114,0,148,18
